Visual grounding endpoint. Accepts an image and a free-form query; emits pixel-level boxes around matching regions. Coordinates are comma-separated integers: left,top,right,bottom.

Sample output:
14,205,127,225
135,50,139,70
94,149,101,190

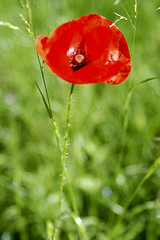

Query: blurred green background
0,0,160,239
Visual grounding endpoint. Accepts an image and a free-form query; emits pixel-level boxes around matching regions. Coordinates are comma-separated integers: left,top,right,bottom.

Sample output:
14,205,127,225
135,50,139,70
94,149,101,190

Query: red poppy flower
35,14,131,84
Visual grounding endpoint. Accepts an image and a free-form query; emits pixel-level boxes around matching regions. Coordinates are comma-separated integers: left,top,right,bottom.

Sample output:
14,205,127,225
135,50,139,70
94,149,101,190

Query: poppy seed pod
35,14,131,84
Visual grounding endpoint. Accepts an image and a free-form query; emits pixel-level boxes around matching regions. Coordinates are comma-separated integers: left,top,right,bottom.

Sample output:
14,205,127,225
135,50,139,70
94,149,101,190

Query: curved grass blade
68,212,88,240
52,211,88,240
132,76,160,90
108,156,160,240
125,156,160,209
35,82,52,119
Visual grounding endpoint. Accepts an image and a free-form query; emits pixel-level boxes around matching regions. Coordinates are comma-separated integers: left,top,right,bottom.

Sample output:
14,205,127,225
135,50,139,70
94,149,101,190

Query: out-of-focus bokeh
0,0,160,239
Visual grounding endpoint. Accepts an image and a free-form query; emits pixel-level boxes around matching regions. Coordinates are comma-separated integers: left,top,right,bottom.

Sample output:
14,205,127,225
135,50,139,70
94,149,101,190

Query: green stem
52,117,79,214
65,168,79,215
59,84,75,211
53,84,75,240
51,113,78,215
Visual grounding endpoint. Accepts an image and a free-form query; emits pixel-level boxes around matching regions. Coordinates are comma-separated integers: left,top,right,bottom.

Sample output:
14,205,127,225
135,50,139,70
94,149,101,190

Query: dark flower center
70,49,90,71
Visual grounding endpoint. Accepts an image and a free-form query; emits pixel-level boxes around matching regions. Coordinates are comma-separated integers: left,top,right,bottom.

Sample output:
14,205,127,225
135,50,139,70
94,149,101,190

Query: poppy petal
35,14,131,85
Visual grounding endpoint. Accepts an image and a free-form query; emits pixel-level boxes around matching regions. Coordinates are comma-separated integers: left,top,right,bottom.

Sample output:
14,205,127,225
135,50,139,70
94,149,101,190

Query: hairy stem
59,84,75,211
51,118,79,215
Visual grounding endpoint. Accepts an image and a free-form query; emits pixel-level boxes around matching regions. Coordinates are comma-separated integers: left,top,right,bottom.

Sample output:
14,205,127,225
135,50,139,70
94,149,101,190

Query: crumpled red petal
35,14,131,85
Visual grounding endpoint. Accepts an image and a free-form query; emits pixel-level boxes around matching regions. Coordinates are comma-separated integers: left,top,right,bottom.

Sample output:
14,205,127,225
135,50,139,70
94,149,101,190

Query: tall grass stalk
18,1,88,239
116,0,138,174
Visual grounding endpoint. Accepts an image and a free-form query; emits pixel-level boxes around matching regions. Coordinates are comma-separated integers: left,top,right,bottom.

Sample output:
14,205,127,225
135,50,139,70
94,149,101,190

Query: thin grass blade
0,21,19,30
126,156,160,209
35,82,52,119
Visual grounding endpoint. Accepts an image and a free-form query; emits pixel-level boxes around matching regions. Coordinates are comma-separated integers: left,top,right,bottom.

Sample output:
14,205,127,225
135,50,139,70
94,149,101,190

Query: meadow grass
0,0,160,239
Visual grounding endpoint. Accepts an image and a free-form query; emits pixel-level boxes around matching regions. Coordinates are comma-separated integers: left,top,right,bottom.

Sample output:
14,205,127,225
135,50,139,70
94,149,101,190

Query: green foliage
0,0,160,239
